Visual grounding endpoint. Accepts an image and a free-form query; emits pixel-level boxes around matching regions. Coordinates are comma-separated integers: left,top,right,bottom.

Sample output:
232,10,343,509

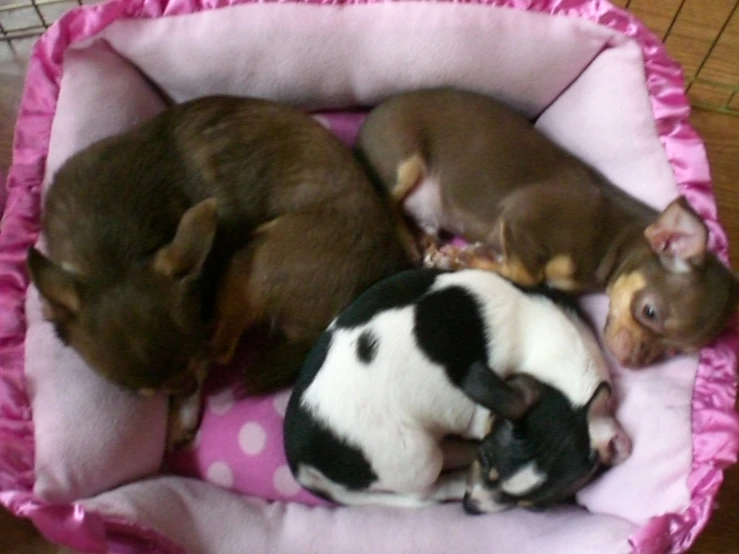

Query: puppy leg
166,363,208,450
440,437,479,471
390,154,433,265
425,469,469,503
425,240,543,287
423,241,497,271
209,248,264,365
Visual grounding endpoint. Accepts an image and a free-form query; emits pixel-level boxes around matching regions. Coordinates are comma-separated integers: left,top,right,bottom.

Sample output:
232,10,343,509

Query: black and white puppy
283,269,631,511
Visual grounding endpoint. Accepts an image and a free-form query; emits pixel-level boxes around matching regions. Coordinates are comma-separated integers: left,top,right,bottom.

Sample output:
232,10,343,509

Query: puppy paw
456,242,503,271
424,244,467,270
166,393,204,451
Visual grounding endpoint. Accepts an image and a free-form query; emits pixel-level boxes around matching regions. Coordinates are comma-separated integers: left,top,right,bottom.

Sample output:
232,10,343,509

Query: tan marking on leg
209,249,262,365
544,254,582,291
386,154,427,264
393,154,426,204
487,257,541,286
503,258,538,284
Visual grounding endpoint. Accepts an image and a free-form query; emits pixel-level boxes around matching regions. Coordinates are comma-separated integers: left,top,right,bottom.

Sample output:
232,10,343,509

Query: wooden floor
1,58,738,554
687,110,739,554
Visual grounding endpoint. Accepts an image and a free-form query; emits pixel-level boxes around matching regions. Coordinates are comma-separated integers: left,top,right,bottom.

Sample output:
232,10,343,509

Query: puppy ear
154,198,218,280
644,197,707,272
27,247,82,322
461,362,540,421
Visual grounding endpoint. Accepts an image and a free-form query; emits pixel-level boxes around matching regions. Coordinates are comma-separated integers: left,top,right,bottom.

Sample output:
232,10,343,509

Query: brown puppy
28,95,410,445
356,87,739,368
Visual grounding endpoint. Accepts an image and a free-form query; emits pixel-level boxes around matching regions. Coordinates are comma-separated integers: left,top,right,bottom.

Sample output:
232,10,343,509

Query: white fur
297,270,615,504
430,271,609,406
404,176,446,236
500,462,546,496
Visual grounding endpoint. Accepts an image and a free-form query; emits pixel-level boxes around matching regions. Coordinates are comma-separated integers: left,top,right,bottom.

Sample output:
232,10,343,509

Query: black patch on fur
356,331,379,364
413,286,489,387
335,268,445,329
284,402,378,492
284,331,378,491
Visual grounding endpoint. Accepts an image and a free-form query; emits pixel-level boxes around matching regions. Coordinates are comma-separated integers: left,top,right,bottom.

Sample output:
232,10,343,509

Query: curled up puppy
284,268,631,512
27,95,410,448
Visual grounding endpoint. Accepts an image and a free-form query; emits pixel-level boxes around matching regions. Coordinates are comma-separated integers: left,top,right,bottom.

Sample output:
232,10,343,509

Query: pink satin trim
0,0,736,553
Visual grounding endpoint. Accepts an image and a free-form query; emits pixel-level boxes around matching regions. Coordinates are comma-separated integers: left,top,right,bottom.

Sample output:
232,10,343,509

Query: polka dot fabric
165,111,366,506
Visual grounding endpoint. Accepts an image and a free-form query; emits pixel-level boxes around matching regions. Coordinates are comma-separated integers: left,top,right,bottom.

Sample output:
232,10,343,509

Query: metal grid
1,0,738,114
0,0,97,59
604,0,738,115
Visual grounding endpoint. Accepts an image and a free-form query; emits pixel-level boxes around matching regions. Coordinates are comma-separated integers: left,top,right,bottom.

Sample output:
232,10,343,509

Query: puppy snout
608,328,635,366
463,493,484,515
596,426,632,466
606,324,664,368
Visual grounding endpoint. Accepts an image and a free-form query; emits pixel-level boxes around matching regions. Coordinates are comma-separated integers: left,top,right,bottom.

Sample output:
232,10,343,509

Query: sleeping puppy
462,375,606,514
27,95,410,447
284,269,631,510
356,87,739,368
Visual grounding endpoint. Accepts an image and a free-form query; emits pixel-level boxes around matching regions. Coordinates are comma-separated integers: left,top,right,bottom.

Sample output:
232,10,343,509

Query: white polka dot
273,464,302,497
312,114,331,129
206,462,234,488
273,390,291,417
238,422,267,455
208,388,235,415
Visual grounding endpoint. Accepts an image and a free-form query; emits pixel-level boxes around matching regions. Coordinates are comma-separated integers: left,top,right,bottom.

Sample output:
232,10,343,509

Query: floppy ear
27,247,82,322
644,197,707,272
461,362,540,420
154,198,218,280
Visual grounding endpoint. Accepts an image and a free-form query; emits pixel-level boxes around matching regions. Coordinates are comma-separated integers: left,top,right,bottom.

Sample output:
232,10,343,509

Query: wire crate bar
1,0,738,114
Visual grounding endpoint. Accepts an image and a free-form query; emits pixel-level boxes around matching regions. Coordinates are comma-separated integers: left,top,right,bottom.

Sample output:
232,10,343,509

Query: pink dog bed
1,0,738,552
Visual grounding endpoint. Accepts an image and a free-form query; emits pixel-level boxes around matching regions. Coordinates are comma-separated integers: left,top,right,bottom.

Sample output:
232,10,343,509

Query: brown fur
356,88,739,367
28,96,410,443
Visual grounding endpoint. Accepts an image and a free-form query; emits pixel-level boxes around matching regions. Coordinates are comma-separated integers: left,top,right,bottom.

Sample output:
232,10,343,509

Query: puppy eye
642,304,657,321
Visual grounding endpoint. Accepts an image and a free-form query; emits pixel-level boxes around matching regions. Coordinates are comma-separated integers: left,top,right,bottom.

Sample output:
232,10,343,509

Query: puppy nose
463,493,484,515
597,428,633,466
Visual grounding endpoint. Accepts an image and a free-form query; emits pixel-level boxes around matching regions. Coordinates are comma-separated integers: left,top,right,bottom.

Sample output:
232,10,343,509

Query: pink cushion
27,41,169,503
0,1,736,554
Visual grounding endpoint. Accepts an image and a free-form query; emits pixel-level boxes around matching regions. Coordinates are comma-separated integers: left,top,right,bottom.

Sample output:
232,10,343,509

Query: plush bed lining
0,1,736,553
